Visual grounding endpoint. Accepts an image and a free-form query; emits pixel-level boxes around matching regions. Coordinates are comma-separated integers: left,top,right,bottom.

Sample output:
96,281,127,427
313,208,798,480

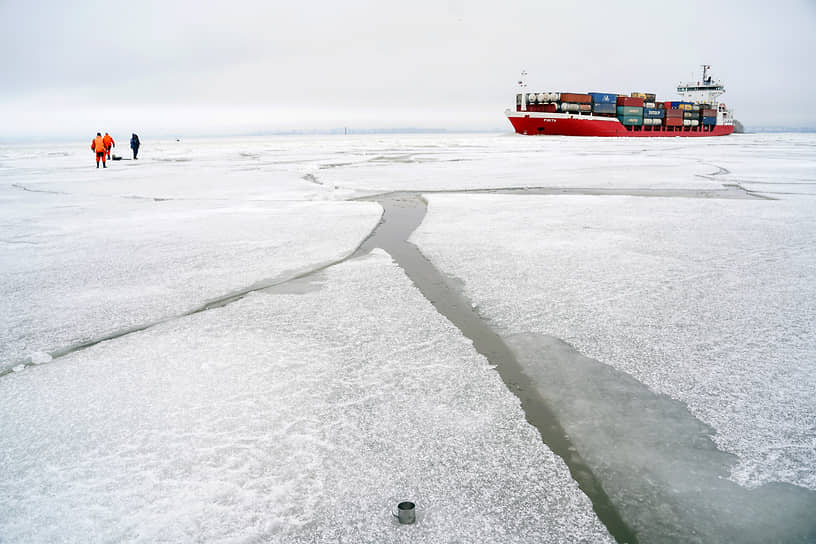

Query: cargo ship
506,66,735,137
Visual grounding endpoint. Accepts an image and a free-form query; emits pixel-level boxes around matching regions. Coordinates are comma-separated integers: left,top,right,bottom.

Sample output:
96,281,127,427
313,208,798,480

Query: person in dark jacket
130,133,141,160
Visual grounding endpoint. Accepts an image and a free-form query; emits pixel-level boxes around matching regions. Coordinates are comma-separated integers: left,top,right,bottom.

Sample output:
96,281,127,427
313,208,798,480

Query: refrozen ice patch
506,333,816,543
0,250,612,543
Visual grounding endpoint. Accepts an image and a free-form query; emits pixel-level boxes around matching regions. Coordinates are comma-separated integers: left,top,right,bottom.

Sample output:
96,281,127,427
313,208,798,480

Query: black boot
96,163,99,168
103,164,107,168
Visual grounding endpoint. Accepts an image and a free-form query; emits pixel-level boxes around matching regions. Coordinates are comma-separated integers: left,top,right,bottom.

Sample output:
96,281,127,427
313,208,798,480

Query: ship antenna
518,70,528,112
701,64,708,83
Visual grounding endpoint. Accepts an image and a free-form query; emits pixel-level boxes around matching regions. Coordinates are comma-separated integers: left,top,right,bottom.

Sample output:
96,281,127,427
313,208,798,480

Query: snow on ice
0,250,611,543
1,132,815,542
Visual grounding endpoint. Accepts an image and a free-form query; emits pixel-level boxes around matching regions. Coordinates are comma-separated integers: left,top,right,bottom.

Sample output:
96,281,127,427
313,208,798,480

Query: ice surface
309,133,726,193
0,141,382,371
0,250,612,543
413,191,816,491
689,133,816,196
2,131,814,541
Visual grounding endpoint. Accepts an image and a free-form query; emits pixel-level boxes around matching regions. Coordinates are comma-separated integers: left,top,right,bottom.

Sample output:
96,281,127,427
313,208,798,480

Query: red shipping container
663,101,674,109
665,109,684,118
560,92,592,104
528,103,558,113
616,96,644,107
702,109,716,117
664,117,683,126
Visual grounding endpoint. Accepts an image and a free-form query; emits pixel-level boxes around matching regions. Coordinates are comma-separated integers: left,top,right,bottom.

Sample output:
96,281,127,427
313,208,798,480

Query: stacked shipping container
589,92,617,115
616,96,643,125
515,90,719,128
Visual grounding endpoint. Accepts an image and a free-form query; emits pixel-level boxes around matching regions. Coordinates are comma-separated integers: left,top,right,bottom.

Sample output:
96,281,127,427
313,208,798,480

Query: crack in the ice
5,182,761,377
351,193,638,543
0,238,39,245
692,163,781,200
12,183,69,195
302,173,323,185
0,253,371,378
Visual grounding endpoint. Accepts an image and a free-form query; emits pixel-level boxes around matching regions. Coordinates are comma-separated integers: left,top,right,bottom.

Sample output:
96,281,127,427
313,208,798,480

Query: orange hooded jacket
92,136,105,152
103,134,114,148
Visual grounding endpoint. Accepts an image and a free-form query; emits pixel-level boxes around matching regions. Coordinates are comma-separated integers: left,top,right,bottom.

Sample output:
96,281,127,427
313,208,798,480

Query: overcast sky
1,0,814,140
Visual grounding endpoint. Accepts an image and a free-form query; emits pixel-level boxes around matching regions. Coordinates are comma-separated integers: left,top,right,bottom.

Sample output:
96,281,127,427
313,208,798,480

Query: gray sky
1,0,814,140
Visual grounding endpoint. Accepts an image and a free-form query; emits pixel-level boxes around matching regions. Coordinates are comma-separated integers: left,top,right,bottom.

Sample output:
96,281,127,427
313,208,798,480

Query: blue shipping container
593,103,616,114
702,116,717,125
643,108,664,118
589,92,617,104
670,101,681,108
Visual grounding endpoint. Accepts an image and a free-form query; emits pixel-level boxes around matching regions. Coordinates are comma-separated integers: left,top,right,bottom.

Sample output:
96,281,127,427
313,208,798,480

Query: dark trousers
132,146,139,159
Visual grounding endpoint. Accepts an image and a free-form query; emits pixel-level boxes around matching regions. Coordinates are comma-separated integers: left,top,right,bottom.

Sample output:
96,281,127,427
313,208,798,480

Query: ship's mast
519,70,527,111
677,65,725,104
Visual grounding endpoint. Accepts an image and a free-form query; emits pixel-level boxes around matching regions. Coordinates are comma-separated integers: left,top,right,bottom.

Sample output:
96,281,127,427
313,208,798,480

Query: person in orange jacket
91,132,107,168
103,132,115,160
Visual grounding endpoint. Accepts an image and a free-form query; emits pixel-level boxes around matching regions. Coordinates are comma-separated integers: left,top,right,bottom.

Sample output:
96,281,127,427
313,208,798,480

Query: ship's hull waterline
507,112,734,137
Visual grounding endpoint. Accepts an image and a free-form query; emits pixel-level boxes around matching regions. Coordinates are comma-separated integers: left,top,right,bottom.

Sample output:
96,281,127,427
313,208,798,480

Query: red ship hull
507,112,734,137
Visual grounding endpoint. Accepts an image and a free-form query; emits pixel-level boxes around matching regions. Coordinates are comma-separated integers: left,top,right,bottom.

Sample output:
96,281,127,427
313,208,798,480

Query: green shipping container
616,106,643,116
618,115,643,126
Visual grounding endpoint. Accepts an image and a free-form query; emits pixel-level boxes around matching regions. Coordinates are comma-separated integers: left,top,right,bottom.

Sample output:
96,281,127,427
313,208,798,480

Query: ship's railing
677,85,725,92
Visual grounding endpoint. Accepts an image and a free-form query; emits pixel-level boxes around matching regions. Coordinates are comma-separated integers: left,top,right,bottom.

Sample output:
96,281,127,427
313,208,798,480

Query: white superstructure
677,65,734,126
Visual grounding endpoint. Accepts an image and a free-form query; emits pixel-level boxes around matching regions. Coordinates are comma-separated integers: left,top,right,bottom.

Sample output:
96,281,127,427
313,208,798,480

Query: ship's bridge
677,83,724,93
677,65,726,104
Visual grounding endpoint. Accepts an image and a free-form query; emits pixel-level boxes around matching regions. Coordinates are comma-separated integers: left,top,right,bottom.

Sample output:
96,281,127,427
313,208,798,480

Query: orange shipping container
559,93,592,104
